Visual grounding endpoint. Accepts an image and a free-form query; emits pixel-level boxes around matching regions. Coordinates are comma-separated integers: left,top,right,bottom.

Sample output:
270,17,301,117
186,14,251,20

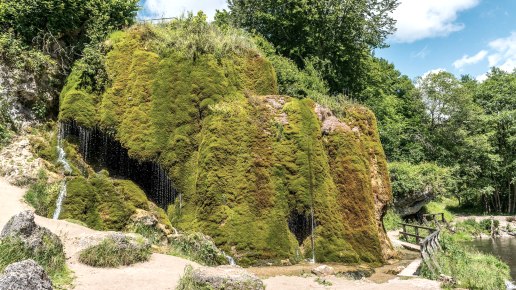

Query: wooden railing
400,223,437,244
399,222,442,275
422,213,446,223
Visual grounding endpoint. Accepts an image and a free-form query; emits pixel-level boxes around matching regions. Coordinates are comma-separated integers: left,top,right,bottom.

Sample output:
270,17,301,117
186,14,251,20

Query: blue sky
139,0,516,81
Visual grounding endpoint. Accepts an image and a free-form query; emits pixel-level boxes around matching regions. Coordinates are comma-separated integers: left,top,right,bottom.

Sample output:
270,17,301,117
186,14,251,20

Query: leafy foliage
226,0,398,95
420,232,510,290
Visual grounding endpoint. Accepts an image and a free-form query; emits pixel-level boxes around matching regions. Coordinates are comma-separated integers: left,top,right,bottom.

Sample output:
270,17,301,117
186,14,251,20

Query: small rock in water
0,259,53,290
312,265,335,276
189,265,264,290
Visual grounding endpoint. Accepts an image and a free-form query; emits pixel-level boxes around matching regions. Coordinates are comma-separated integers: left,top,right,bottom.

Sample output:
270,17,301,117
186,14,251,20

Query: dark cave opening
61,120,176,209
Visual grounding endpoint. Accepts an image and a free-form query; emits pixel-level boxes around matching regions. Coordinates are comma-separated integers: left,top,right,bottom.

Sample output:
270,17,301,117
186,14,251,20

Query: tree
0,0,139,68
225,0,398,96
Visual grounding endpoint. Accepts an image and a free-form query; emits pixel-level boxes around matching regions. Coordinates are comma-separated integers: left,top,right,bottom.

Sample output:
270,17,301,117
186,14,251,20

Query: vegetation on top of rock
0,211,71,287
78,233,151,268
169,232,229,266
389,162,455,216
176,265,265,290
59,13,393,265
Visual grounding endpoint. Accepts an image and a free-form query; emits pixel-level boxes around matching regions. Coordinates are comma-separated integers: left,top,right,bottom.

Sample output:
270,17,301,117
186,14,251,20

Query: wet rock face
0,259,53,290
189,266,265,290
0,211,62,252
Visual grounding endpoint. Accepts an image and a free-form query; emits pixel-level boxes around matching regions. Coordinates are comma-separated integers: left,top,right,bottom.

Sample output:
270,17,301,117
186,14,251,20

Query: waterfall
57,124,72,174
310,205,316,263
53,180,67,220
223,252,237,266
60,120,177,208
53,123,71,220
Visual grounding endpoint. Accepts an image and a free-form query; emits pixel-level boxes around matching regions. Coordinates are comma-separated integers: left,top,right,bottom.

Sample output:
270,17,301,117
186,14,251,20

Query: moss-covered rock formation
59,15,393,266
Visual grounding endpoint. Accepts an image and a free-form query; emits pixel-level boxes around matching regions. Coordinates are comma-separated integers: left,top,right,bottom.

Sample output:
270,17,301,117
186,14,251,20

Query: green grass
78,237,151,268
0,237,72,289
383,208,403,231
422,197,457,222
168,232,228,266
420,232,510,290
175,265,212,290
24,170,59,217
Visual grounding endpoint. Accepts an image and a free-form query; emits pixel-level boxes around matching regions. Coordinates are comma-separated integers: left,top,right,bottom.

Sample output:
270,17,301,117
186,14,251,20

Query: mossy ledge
59,19,393,266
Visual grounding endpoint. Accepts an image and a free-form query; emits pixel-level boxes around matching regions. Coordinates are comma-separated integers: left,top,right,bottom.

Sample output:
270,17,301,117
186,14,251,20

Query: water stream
53,123,71,220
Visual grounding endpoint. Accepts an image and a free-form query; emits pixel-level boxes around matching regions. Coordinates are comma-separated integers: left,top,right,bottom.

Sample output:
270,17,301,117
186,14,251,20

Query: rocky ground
0,177,441,289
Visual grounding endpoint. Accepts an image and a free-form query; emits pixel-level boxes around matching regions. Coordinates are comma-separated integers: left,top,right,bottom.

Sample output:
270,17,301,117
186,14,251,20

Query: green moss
59,174,168,232
59,18,392,265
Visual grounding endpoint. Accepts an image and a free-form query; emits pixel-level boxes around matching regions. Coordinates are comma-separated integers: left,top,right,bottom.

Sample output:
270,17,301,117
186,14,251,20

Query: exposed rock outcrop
184,266,264,290
0,259,53,290
0,211,62,252
0,136,44,185
311,265,334,276
59,25,394,265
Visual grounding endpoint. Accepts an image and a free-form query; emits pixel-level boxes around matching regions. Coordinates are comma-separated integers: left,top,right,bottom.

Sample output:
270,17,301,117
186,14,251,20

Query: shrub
78,235,151,268
506,216,516,223
169,232,228,266
176,265,211,290
479,219,499,232
0,237,71,287
383,208,402,231
421,232,510,290
24,170,59,217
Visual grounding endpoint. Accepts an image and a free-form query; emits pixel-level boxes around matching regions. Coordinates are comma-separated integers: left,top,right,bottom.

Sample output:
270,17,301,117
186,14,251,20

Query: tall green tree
225,0,398,96
0,0,139,67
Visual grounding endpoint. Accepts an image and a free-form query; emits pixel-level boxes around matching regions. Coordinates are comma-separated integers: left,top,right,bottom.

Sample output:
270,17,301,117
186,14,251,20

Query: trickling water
53,180,67,220
53,123,71,220
310,205,316,264
223,252,237,266
60,120,177,208
57,124,72,174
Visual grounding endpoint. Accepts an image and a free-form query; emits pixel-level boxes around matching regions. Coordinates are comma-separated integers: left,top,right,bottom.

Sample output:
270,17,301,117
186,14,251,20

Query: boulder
0,259,52,290
394,186,435,216
187,266,264,290
311,265,335,276
0,211,62,252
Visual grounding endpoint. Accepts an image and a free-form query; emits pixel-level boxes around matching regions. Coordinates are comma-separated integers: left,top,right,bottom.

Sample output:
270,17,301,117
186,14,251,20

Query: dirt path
0,177,198,290
1,177,440,289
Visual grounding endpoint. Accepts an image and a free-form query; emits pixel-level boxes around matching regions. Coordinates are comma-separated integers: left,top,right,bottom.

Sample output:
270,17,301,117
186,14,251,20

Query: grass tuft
78,237,151,268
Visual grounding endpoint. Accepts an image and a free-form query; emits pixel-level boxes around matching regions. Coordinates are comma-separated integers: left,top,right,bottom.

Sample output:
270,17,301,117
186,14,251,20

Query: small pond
466,238,516,281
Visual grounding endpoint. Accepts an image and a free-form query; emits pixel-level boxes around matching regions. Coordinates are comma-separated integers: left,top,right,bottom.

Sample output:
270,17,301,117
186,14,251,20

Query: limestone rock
0,136,44,186
394,186,435,217
129,209,158,227
311,265,335,276
189,266,264,290
0,259,53,290
0,211,62,252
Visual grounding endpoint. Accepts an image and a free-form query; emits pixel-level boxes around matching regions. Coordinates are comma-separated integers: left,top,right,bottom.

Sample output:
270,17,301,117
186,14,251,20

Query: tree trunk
512,182,516,214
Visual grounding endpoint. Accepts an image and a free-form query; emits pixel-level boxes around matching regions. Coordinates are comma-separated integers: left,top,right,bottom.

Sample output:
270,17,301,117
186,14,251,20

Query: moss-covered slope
59,17,392,265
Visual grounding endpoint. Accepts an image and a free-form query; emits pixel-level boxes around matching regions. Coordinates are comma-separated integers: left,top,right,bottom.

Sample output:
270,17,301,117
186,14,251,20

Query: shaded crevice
288,210,312,245
61,120,176,208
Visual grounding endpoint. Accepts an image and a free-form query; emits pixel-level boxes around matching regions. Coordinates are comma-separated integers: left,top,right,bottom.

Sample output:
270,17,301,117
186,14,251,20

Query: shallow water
467,238,516,280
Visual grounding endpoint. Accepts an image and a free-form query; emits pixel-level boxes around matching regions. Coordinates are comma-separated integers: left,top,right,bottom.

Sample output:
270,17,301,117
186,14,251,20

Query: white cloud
475,73,488,82
141,0,228,20
420,68,446,80
453,50,488,69
391,0,480,43
487,32,516,72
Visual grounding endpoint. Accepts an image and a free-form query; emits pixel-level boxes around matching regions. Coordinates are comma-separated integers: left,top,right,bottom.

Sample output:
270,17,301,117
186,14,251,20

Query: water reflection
467,238,516,280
